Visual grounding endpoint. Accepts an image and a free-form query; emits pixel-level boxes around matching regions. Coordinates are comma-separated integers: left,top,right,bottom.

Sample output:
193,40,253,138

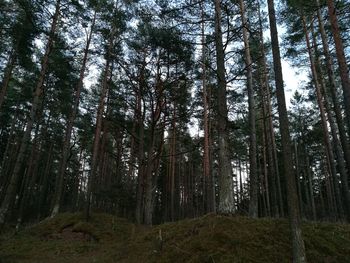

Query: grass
0,213,349,262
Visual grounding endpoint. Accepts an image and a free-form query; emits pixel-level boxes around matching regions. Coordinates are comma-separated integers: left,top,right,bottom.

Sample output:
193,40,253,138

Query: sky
281,59,309,109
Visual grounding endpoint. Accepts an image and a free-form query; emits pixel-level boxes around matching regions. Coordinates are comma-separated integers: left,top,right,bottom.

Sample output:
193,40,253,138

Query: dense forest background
0,0,349,261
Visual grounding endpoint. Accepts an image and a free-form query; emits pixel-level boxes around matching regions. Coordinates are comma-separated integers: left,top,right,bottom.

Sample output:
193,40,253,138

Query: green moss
1,213,350,263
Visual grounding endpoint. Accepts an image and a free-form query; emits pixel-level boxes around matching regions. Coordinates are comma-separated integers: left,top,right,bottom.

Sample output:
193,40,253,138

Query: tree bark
135,65,146,224
201,2,214,214
170,105,176,221
238,0,258,218
257,2,283,217
267,0,306,261
294,141,304,218
214,0,235,214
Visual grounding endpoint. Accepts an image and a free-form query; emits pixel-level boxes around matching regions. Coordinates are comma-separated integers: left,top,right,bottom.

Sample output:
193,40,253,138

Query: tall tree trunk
0,0,61,225
257,1,283,217
135,76,146,224
214,0,235,214
310,19,350,222
84,23,116,221
294,141,304,218
170,106,176,221
261,125,271,217
326,0,350,133
322,157,336,220
266,0,306,261
143,127,156,225
201,2,214,214
301,15,345,221
238,159,244,206
143,56,165,225
305,155,316,221
316,1,350,176
71,148,84,212
238,0,258,218
51,12,96,217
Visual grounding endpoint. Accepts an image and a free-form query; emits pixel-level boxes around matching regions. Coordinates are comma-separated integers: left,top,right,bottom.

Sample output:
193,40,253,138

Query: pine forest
0,0,350,262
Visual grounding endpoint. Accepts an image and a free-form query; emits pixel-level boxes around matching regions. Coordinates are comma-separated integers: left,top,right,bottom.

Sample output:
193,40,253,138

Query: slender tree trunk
214,0,235,214
135,87,145,224
170,106,176,221
310,20,350,222
257,2,283,217
302,15,344,221
294,141,304,218
267,0,306,261
238,0,258,218
143,127,156,225
326,0,350,133
261,126,271,217
305,155,316,221
71,148,84,212
318,172,326,219
85,23,116,221
316,1,350,176
322,157,336,220
261,87,274,218
126,96,140,194
143,57,165,225
51,12,96,217
201,2,214,214
0,0,61,225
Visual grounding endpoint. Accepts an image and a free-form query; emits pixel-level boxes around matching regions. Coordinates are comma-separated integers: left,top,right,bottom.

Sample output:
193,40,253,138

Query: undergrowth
0,213,349,263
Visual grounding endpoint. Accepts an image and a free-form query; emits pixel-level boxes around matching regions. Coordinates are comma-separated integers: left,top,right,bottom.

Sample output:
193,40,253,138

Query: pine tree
0,0,61,225
214,0,235,214
266,0,306,261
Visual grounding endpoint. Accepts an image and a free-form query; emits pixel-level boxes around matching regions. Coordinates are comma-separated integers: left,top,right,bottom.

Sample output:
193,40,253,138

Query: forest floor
0,213,349,263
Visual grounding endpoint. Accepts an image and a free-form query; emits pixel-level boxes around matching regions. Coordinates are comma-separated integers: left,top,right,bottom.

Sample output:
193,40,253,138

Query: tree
214,0,235,214
0,0,36,111
51,7,96,217
326,0,350,134
85,2,126,220
0,0,61,225
238,0,258,218
316,0,350,184
266,0,306,261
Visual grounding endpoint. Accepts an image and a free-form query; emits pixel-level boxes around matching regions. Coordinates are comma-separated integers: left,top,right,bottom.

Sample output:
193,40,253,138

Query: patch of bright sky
277,26,309,109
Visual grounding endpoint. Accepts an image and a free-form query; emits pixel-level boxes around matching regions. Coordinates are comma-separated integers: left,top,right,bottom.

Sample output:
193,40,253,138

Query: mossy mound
122,214,350,263
0,213,137,263
0,213,349,263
